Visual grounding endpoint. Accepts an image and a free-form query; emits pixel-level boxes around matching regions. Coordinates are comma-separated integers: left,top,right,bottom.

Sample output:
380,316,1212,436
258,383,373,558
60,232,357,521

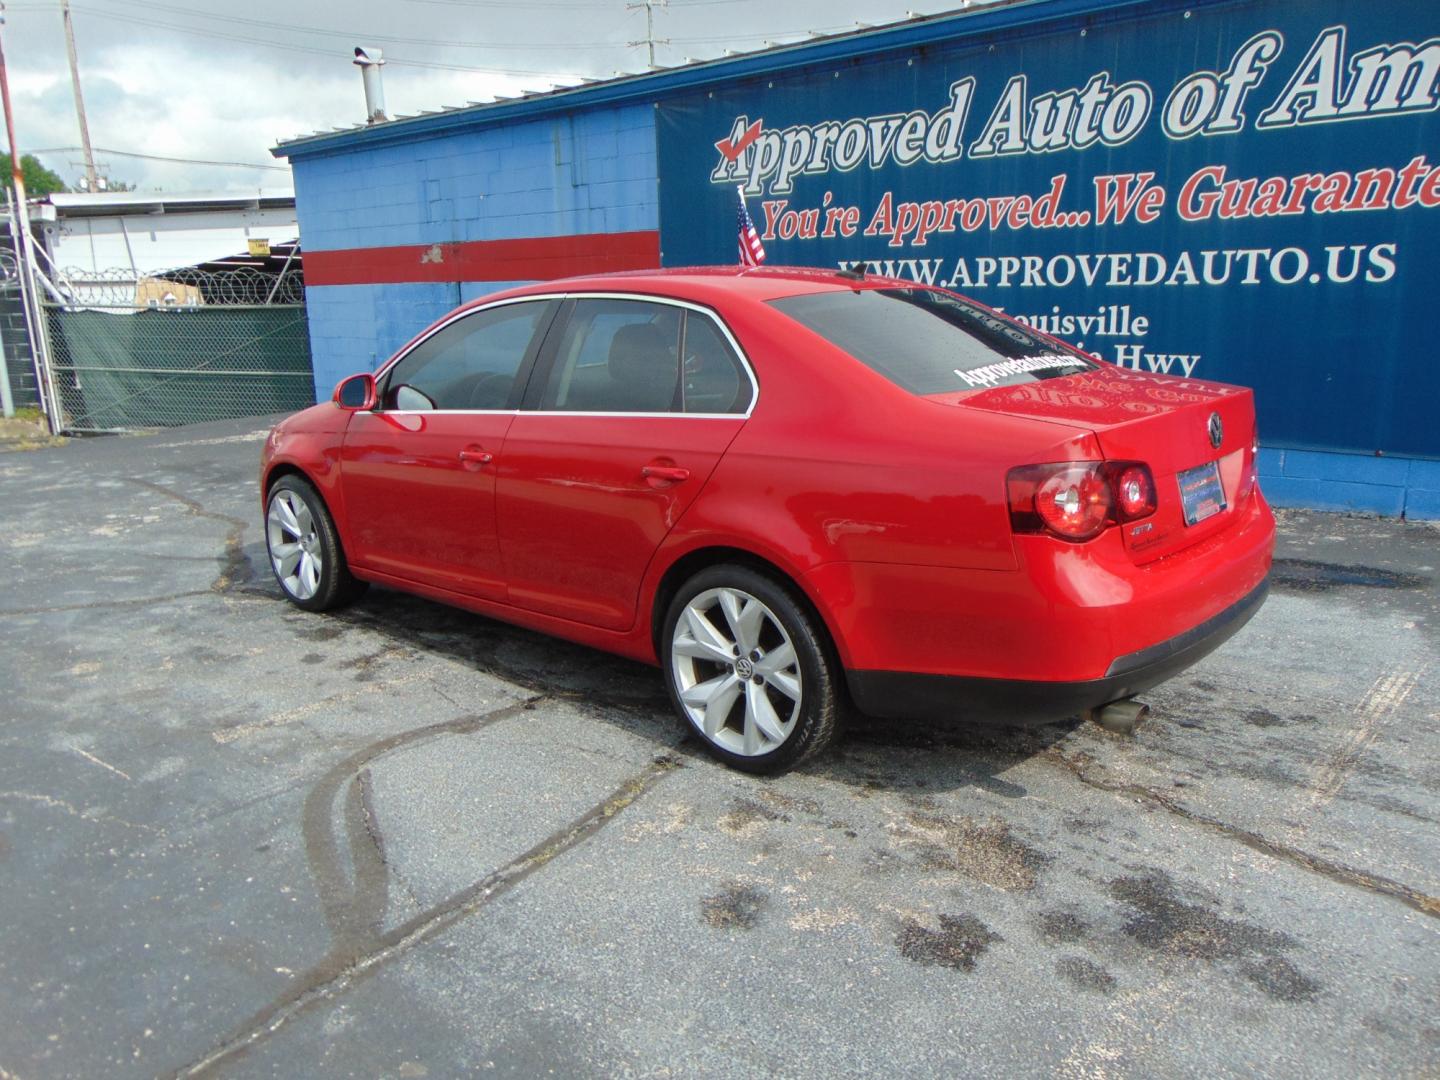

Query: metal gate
42,268,316,432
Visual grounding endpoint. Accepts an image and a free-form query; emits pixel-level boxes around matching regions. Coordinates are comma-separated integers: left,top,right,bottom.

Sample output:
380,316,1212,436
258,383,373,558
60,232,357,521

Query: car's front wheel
662,565,840,773
265,475,366,612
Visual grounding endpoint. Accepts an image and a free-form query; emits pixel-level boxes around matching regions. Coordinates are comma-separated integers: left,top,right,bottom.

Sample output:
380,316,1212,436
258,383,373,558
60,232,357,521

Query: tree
1,153,69,197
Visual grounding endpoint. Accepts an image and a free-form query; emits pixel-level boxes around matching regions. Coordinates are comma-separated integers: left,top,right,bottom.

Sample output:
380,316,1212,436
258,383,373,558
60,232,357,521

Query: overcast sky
2,0,971,193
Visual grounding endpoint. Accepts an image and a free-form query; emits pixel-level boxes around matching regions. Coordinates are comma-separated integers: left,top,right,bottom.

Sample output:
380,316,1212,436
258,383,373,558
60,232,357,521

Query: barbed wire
54,265,306,306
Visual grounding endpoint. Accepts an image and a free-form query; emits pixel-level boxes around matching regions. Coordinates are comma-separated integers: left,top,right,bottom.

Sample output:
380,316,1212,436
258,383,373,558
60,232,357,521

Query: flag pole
736,185,746,268
735,184,766,268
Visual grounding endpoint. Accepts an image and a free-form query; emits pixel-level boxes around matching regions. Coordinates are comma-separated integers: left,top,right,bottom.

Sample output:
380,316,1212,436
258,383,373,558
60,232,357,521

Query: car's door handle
459,449,494,464
641,464,690,484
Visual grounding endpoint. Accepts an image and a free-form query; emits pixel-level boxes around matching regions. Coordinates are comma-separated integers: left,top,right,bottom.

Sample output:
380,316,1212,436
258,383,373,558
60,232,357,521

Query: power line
8,0,918,78
668,23,856,44
402,0,617,8
7,0,630,52
76,0,631,51
30,145,289,170
5,4,585,76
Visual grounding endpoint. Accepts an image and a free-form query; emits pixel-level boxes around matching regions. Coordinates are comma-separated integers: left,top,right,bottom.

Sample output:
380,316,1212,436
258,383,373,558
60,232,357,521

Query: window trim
372,291,759,419
375,296,559,415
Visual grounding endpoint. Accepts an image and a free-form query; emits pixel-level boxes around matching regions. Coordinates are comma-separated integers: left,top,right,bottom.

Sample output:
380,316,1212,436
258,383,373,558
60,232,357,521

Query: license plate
1177,460,1227,526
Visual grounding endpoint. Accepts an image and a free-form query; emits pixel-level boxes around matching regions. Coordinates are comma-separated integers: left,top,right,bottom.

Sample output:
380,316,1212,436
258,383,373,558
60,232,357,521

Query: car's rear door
340,298,558,600
495,296,755,630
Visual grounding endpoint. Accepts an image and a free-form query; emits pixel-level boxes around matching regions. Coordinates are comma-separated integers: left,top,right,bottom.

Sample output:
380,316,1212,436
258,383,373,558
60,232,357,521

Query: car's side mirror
333,372,377,411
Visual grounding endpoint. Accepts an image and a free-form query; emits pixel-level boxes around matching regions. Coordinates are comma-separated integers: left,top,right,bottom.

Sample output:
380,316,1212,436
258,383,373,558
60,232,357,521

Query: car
260,266,1274,773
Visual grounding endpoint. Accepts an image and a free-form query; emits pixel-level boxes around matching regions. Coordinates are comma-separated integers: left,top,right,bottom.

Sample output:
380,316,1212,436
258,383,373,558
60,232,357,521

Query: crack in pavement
210,670,447,745
71,747,133,782
171,699,681,1077
0,478,254,616
0,590,216,617
351,769,425,913
1043,748,1440,920
0,790,159,835
128,479,253,593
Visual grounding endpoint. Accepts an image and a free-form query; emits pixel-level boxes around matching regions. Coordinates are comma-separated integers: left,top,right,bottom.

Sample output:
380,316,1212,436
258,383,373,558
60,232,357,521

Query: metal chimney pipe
353,47,388,125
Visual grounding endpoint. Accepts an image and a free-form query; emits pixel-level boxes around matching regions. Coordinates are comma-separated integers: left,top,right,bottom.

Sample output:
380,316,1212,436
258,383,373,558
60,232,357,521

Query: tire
662,564,841,774
264,475,367,612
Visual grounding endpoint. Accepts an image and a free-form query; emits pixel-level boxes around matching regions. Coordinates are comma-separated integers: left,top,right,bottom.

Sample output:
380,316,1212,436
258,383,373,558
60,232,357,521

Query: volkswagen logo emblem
1207,412,1224,450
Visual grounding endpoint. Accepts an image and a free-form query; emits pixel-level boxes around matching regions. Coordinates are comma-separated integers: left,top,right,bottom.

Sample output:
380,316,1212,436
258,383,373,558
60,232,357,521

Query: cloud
2,0,943,192
9,39,586,191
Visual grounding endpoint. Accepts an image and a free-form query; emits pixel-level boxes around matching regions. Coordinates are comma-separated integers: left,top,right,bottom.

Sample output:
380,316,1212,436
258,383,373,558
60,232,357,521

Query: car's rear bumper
845,577,1269,725
803,488,1274,683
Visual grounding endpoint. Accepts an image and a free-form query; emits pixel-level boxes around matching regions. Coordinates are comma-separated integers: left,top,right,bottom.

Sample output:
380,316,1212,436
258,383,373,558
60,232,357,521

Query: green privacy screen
46,305,316,430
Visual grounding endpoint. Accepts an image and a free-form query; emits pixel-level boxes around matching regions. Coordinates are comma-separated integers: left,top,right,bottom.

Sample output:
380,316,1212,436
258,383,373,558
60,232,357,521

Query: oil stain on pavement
896,914,1002,971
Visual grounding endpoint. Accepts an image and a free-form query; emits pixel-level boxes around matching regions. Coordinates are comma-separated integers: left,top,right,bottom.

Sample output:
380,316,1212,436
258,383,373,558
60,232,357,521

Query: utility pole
0,12,16,416
61,0,98,192
626,0,668,69
1,5,56,425
0,8,22,208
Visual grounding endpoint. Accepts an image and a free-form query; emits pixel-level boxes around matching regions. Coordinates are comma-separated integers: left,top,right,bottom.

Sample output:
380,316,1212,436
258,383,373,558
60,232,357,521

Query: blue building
274,0,1440,518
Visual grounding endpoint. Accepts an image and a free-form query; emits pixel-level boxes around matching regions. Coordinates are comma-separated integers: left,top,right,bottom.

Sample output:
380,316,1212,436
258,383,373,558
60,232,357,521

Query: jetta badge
1207,412,1224,450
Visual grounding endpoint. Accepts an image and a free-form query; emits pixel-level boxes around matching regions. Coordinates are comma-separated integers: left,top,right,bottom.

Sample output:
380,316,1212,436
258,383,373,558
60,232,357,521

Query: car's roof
472,265,920,309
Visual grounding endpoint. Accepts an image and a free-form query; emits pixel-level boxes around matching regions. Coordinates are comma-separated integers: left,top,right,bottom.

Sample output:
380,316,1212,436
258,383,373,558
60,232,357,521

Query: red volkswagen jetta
261,267,1273,772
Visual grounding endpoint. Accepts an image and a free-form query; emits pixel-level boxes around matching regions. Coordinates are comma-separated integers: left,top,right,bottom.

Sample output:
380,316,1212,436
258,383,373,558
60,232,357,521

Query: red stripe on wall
304,230,660,286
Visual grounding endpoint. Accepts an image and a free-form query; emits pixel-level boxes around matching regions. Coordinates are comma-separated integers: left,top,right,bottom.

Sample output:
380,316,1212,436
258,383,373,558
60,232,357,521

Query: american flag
736,185,766,267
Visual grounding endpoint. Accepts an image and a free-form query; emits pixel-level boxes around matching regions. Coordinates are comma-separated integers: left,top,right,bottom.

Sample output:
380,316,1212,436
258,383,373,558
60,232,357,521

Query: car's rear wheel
265,475,366,612
663,565,840,773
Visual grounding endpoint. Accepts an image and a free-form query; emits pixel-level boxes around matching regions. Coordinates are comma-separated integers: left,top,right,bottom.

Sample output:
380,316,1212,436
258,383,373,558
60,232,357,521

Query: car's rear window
769,288,1095,395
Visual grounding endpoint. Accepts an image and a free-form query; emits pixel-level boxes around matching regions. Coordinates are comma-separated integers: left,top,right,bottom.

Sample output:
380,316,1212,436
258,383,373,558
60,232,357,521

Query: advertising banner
656,0,1440,458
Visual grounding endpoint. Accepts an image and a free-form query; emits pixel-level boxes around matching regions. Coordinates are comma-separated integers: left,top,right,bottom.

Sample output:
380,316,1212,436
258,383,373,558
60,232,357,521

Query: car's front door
340,298,557,600
496,296,756,630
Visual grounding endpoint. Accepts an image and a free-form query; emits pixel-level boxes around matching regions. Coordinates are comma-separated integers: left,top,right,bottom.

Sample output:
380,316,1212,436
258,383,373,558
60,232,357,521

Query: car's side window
381,301,548,411
680,313,753,414
539,299,683,413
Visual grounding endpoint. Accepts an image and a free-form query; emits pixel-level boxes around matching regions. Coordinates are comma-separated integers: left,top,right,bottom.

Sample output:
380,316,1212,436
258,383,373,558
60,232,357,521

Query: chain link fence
42,266,316,432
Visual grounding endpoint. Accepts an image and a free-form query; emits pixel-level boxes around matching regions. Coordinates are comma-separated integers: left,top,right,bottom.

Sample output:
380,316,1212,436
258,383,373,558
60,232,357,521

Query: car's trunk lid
930,366,1258,562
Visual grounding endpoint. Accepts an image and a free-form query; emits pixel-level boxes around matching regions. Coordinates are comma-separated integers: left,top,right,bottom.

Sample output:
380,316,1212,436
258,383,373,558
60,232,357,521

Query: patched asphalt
0,416,1436,1078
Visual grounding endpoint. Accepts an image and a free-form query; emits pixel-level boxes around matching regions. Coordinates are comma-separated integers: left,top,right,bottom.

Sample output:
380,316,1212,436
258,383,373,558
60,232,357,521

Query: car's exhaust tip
1084,698,1149,735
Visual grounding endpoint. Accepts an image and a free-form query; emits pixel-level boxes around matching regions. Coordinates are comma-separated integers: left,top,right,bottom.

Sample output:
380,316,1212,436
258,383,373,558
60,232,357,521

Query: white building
28,190,297,280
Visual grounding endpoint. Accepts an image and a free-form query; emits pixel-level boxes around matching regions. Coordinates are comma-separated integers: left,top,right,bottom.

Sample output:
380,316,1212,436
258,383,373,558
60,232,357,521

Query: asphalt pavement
0,416,1436,1079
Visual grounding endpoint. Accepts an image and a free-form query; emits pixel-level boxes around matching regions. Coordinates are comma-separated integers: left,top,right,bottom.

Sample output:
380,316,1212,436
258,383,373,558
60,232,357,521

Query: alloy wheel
670,586,803,757
267,489,323,601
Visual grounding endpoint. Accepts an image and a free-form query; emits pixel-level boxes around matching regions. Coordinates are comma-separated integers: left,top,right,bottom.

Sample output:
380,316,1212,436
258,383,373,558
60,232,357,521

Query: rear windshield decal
955,353,1079,389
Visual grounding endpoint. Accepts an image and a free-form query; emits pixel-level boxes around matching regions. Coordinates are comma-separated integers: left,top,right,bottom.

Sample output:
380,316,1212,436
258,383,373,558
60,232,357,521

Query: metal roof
272,0,1187,160
42,191,296,218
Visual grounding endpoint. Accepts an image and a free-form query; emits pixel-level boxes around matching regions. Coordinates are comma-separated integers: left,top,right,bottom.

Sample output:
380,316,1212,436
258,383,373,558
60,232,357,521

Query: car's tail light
1238,424,1260,501
1114,464,1156,520
1007,461,1157,542
1008,463,1112,540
